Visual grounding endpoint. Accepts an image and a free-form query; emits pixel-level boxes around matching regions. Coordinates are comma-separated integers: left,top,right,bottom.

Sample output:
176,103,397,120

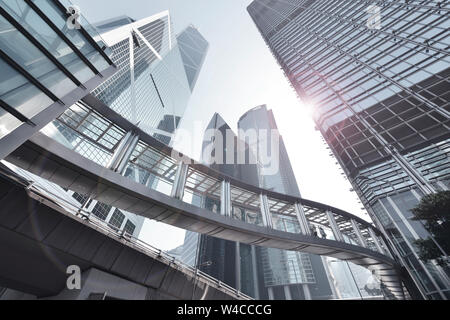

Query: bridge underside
0,175,240,300
3,133,408,299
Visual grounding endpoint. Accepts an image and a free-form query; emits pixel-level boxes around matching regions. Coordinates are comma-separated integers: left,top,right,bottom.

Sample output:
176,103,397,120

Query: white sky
74,0,367,250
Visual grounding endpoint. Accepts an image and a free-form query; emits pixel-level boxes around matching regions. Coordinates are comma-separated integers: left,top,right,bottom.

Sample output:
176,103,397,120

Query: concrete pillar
235,242,241,291
267,287,274,300
250,246,260,300
284,286,292,300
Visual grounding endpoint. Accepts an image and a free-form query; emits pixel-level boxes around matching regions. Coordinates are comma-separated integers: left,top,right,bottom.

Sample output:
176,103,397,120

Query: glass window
0,57,52,121
109,209,125,229
123,220,136,235
31,0,109,71
0,15,77,98
2,0,95,83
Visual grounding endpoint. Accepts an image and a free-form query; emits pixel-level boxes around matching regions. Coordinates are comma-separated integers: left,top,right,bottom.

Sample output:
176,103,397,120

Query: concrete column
250,246,260,300
220,181,231,217
351,219,368,248
170,162,188,200
326,210,344,242
294,202,311,235
259,194,273,228
235,242,241,291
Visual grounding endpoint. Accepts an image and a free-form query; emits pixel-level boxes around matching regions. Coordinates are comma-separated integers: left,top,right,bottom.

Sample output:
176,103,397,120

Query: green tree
411,191,450,266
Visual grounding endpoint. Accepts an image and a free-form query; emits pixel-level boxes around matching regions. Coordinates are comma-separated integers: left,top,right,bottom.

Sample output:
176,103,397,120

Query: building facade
248,0,450,299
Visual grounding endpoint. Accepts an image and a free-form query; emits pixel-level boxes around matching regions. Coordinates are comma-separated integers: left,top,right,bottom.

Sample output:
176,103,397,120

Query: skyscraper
91,13,208,144
248,0,450,299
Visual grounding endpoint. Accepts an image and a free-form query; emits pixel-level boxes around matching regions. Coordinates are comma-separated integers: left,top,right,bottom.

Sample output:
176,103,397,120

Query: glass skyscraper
248,0,450,299
91,14,208,144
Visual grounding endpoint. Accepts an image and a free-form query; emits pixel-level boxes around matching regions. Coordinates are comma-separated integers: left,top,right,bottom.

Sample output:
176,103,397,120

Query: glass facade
91,16,208,144
0,0,114,158
248,0,450,299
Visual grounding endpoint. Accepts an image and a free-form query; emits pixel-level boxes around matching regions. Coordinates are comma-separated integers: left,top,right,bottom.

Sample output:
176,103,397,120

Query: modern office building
91,14,208,144
0,0,116,159
248,0,450,299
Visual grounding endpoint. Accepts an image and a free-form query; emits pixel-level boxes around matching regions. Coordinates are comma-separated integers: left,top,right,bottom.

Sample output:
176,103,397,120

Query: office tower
238,105,333,300
0,0,115,159
92,14,208,144
248,0,450,299
176,25,209,92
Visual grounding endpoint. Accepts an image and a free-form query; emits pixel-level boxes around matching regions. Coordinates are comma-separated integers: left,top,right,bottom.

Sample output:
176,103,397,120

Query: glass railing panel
183,167,221,213
267,197,300,233
230,184,263,227
302,204,333,238
335,215,359,245
125,141,177,196
40,102,126,166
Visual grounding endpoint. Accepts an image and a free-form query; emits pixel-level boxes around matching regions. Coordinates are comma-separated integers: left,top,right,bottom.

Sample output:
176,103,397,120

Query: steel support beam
294,202,311,235
368,227,384,254
171,162,189,200
259,194,273,228
220,181,231,217
107,132,139,175
326,210,344,242
351,219,368,248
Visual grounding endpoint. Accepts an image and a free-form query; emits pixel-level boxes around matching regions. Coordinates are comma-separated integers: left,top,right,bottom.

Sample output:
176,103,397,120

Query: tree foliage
411,191,450,266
